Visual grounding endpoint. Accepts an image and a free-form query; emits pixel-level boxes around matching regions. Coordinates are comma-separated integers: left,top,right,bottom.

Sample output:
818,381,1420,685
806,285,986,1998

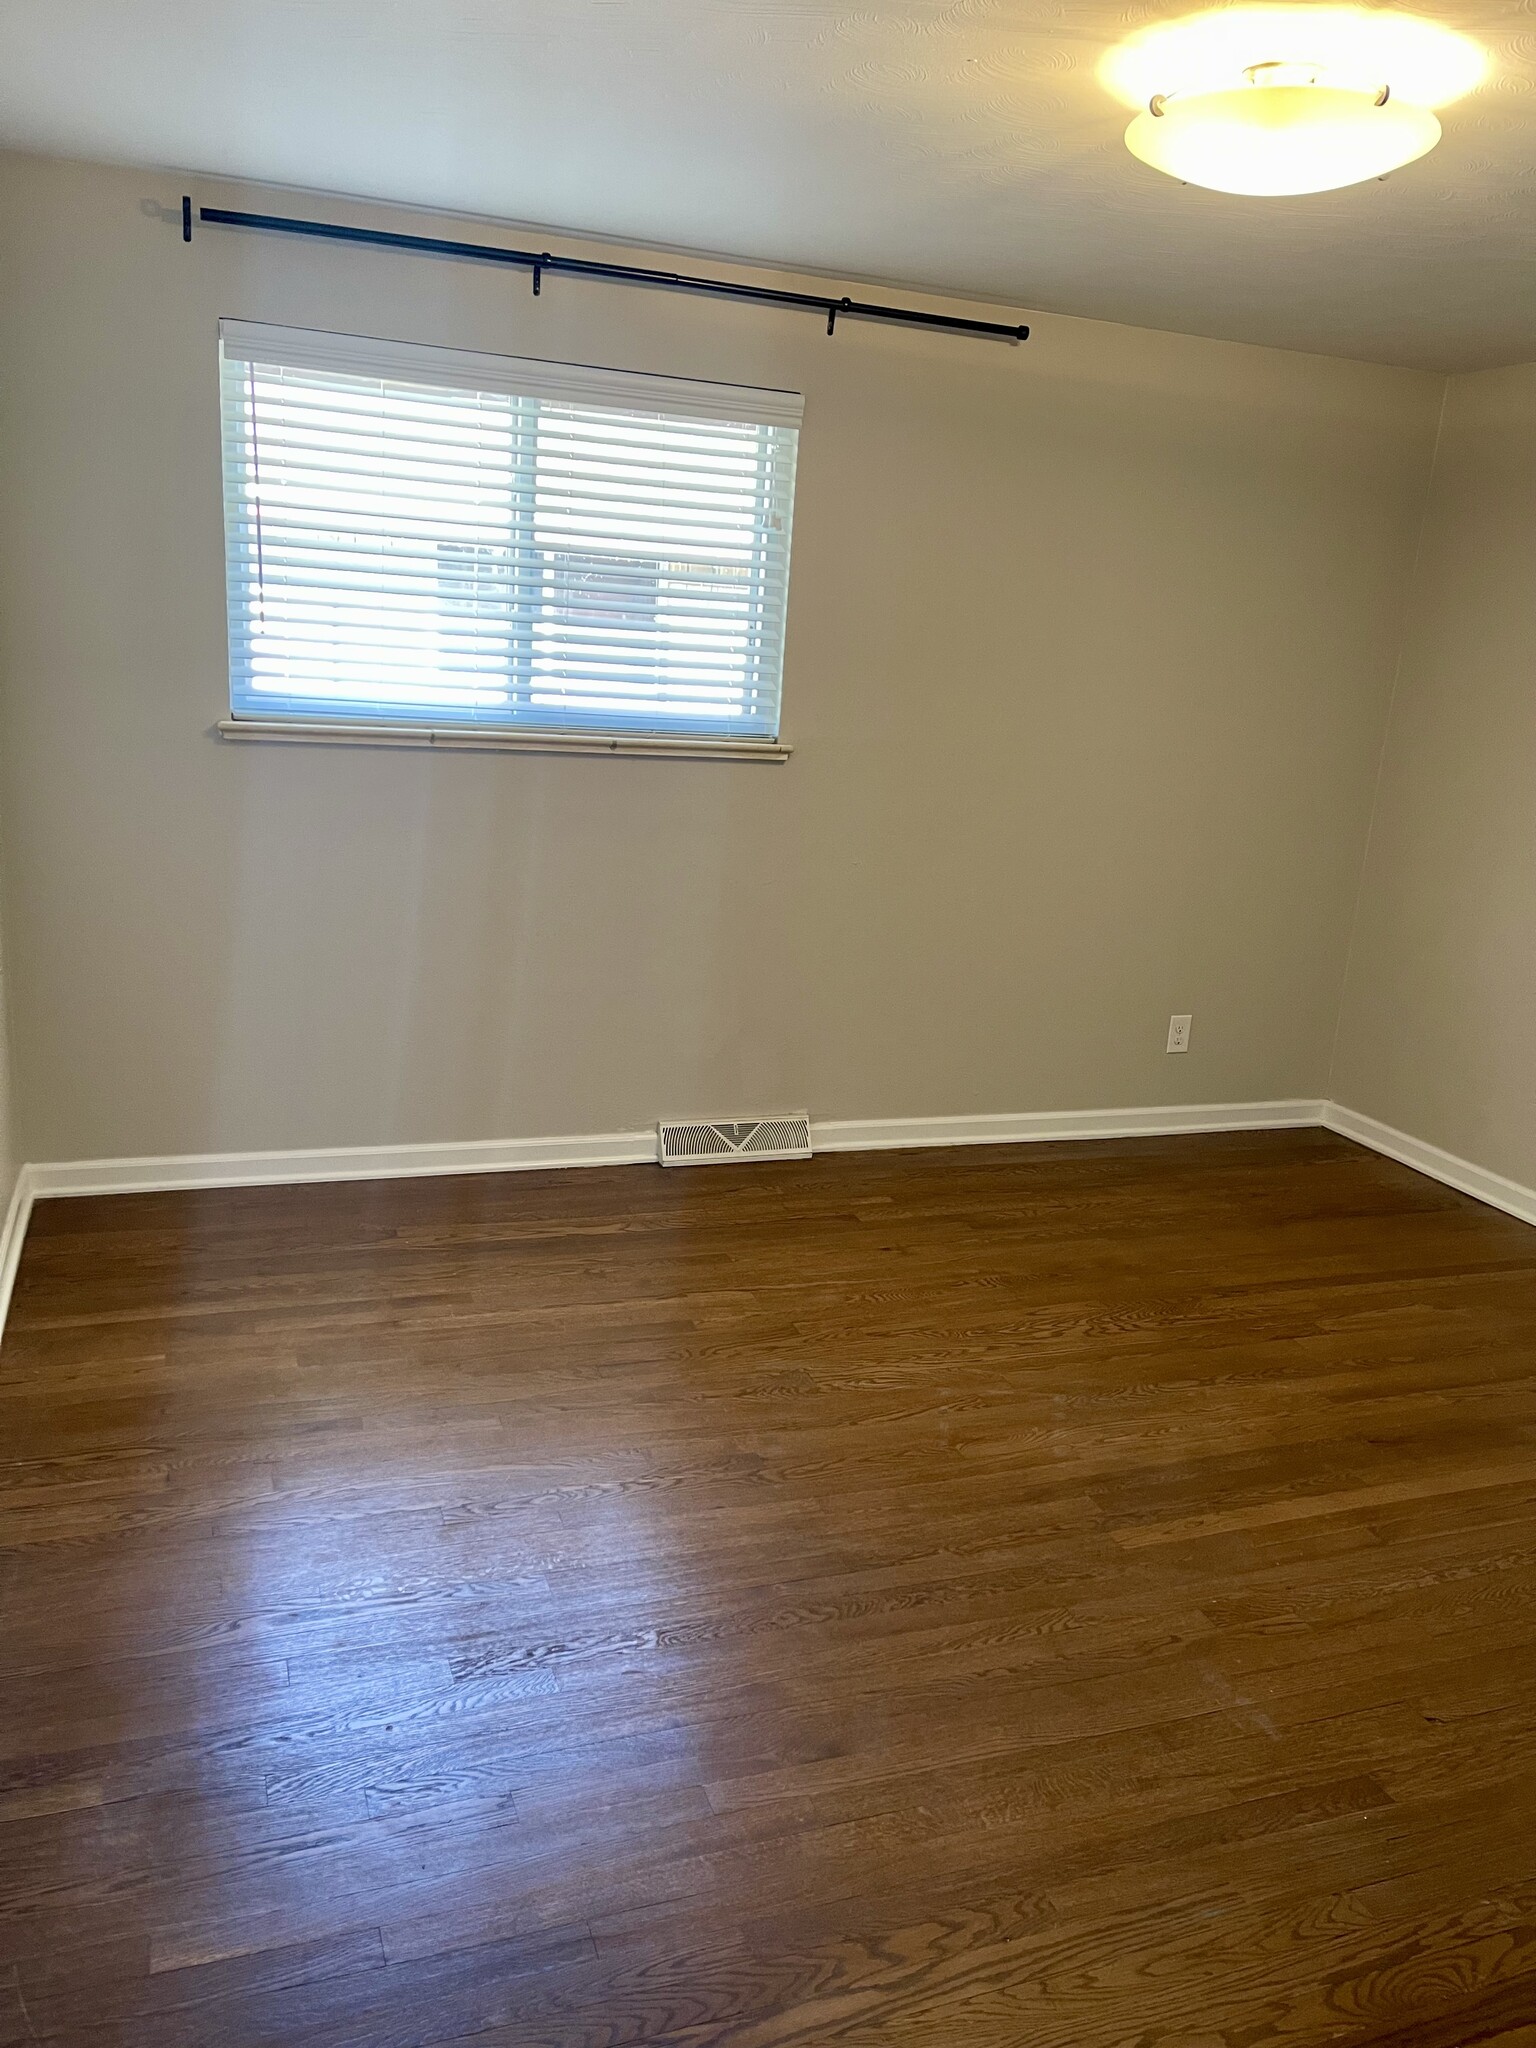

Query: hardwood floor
3,1129,1536,2044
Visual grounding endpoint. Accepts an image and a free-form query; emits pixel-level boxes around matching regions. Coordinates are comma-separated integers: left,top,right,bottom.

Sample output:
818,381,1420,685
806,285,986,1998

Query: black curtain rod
182,199,1029,344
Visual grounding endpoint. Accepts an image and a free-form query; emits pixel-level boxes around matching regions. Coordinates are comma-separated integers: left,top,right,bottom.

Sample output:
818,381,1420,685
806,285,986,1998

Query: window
218,322,802,746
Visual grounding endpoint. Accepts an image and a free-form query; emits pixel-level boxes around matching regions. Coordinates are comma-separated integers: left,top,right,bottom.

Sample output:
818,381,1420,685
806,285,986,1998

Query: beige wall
1332,364,1536,1185
0,907,14,1212
0,151,1441,1164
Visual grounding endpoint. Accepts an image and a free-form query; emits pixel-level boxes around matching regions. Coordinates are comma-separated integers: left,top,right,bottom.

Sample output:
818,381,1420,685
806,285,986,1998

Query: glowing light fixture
1101,8,1486,196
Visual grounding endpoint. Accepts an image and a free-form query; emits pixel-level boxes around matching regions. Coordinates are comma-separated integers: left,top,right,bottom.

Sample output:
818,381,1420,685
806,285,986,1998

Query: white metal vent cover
657,1114,813,1166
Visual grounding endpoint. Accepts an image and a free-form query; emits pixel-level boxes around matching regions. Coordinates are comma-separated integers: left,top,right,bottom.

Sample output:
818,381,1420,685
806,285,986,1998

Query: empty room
2,1,1536,2041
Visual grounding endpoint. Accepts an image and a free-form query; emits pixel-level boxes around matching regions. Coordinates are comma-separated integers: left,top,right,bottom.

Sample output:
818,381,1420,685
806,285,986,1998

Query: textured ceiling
2,0,1535,369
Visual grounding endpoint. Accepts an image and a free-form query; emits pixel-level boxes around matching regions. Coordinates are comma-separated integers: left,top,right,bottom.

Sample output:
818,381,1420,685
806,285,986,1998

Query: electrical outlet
1167,1013,1192,1054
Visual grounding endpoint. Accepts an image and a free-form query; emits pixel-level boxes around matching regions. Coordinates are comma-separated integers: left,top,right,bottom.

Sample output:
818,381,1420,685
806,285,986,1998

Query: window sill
215,718,792,763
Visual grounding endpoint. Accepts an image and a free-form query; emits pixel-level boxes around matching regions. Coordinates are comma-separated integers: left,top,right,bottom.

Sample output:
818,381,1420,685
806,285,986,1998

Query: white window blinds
219,322,802,741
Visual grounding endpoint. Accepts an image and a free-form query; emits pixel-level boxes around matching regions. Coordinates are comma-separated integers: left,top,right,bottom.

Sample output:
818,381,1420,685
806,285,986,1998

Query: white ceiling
3,0,1535,370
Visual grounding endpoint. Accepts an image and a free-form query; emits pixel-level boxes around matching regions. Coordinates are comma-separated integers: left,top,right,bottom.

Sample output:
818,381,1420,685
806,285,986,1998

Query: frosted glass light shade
1125,82,1441,196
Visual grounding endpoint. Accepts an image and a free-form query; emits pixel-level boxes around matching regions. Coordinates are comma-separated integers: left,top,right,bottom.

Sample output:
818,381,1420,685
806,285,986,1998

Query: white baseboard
24,1128,656,1199
0,1165,34,1338
814,1100,1325,1153
1323,1102,1536,1230
20,1099,1325,1200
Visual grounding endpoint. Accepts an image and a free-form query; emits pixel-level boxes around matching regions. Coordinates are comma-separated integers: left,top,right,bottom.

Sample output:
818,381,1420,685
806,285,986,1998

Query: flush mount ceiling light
1100,7,1485,195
